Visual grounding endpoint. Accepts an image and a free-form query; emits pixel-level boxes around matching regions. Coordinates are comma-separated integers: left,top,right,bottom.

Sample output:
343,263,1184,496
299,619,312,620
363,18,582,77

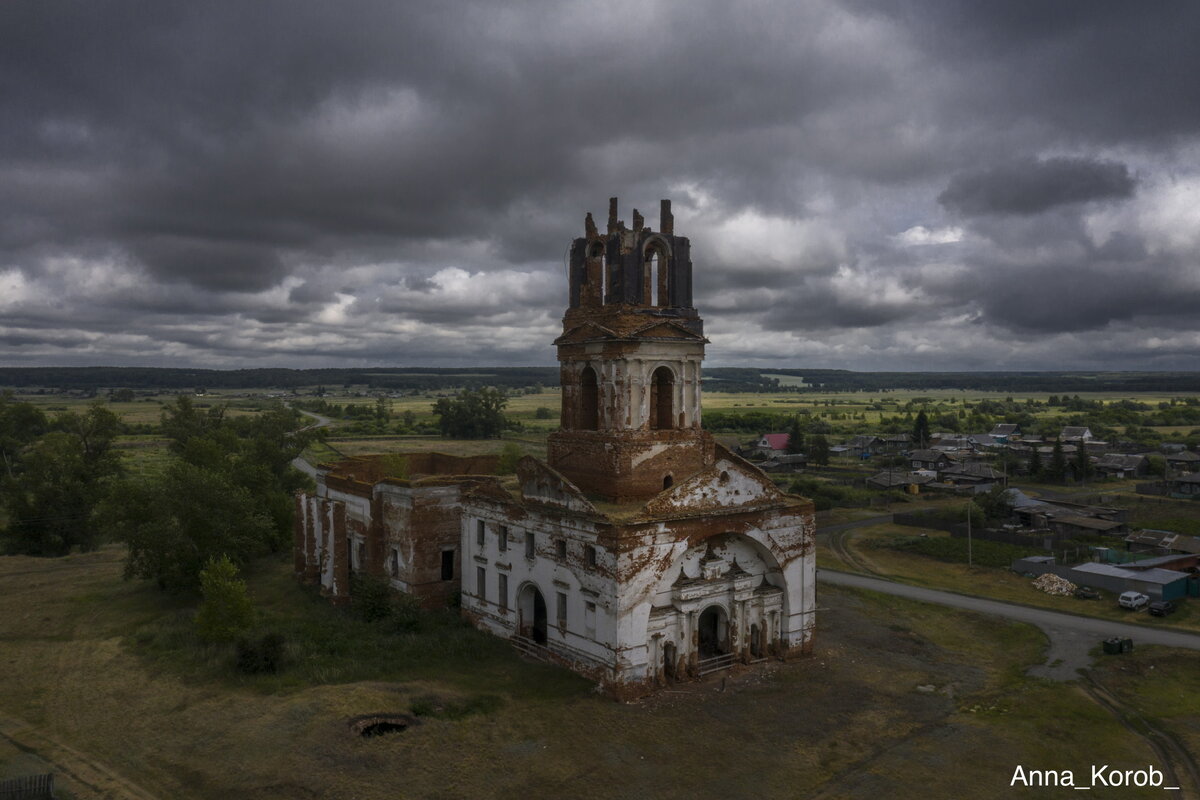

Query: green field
1,547,1191,799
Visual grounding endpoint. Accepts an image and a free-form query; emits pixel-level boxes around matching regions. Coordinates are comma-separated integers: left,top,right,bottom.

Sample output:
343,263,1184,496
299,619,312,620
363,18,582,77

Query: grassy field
1,547,1190,799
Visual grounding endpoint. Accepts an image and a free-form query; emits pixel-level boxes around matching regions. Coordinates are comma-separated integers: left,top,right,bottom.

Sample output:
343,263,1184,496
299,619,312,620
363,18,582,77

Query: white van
1118,591,1149,610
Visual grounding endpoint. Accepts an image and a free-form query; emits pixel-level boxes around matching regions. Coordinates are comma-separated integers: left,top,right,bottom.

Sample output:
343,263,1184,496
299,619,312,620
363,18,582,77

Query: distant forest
4,366,1200,394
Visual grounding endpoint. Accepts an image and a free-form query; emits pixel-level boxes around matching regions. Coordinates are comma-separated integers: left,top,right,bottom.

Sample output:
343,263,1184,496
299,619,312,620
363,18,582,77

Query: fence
947,525,1073,549
0,774,55,800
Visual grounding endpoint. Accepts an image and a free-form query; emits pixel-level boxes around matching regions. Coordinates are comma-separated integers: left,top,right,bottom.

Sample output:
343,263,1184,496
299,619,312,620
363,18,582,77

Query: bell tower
547,198,715,503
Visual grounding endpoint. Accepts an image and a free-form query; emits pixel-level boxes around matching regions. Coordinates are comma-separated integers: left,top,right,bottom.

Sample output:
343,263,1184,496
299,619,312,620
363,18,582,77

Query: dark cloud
939,158,1135,217
1,1,1199,369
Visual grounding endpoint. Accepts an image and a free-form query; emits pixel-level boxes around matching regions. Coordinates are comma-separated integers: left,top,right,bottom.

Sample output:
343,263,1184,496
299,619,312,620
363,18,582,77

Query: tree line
0,393,318,590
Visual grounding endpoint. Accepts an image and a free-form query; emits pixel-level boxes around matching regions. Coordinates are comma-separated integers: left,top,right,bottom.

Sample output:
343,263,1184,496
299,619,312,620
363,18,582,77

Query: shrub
195,555,254,642
496,442,522,475
235,633,286,674
351,574,394,622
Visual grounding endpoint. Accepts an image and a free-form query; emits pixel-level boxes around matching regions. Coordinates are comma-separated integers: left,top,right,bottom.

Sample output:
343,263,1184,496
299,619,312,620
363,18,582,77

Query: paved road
819,569,1200,679
290,409,335,479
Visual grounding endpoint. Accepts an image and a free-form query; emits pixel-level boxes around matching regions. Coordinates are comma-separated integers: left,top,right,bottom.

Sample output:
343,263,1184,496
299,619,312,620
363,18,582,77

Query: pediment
627,320,707,342
643,449,783,516
553,321,620,345
516,457,600,516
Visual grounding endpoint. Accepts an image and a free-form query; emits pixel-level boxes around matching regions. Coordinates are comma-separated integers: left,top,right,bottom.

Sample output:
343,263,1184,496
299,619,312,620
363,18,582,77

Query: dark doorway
750,624,762,658
698,605,729,658
520,584,548,645
663,641,677,681
579,366,599,430
650,367,674,430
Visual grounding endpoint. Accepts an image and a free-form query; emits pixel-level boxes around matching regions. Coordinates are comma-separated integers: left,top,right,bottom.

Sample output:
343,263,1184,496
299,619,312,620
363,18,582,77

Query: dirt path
0,712,159,800
1081,674,1200,799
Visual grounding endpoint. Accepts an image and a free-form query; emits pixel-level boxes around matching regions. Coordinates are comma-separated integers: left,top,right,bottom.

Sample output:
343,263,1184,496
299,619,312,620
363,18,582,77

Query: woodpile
1033,573,1076,596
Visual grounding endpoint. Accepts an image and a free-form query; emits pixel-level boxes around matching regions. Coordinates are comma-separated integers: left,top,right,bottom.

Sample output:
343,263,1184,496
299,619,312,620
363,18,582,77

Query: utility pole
967,498,973,567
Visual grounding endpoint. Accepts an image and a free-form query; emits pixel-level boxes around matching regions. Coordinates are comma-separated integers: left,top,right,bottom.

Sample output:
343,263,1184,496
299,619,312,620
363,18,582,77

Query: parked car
1118,591,1150,610
1148,600,1176,617
1074,586,1100,600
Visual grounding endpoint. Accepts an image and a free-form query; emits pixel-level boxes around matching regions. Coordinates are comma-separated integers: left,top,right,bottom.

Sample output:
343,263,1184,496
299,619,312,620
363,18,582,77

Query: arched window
579,366,599,431
650,366,674,430
587,241,606,306
643,240,669,307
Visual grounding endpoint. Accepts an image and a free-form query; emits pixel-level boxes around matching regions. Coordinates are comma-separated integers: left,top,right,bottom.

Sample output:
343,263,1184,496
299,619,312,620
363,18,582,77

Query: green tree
2,403,122,556
158,398,317,552
912,410,931,449
786,417,806,455
1074,442,1092,484
195,555,254,642
374,396,391,423
1027,446,1043,480
161,394,228,456
0,393,48,479
1046,438,1067,484
974,485,1015,523
432,387,509,438
100,462,275,590
809,434,830,466
496,442,522,475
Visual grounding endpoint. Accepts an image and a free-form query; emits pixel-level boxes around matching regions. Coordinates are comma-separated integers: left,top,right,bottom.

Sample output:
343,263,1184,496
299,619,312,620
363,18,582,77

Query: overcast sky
3,1,1200,371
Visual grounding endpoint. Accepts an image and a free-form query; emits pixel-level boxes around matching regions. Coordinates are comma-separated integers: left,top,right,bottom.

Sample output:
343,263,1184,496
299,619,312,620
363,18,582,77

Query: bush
351,574,394,622
235,632,286,674
351,574,423,630
496,442,522,475
195,555,254,642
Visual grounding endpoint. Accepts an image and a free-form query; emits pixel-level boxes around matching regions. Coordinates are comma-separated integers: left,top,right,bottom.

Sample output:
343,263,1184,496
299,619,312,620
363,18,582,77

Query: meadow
1,547,1192,800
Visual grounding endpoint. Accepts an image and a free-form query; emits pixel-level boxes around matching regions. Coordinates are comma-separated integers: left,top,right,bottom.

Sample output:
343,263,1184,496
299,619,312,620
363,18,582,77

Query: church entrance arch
697,605,729,658
518,583,548,645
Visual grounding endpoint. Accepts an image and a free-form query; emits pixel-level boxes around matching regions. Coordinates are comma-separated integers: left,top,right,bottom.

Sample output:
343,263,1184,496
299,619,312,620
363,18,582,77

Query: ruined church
294,199,816,697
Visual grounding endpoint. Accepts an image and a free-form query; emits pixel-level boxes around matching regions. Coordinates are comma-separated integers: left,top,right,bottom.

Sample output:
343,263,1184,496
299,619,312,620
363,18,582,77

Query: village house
751,433,792,457
1060,426,1094,443
1094,453,1149,480
866,471,934,491
294,199,817,697
909,448,952,471
989,423,1020,442
1167,472,1200,499
1165,450,1200,474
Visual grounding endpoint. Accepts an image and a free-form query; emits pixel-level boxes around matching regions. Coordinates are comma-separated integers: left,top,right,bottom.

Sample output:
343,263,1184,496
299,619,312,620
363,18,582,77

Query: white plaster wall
459,499,620,673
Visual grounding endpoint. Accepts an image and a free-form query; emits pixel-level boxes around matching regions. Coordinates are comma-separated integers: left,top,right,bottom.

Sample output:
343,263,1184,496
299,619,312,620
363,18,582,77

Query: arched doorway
579,366,599,431
649,366,674,430
518,584,548,644
697,605,729,658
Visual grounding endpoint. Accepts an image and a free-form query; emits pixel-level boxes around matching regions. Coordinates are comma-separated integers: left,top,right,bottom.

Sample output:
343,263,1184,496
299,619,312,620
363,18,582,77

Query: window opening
579,366,599,430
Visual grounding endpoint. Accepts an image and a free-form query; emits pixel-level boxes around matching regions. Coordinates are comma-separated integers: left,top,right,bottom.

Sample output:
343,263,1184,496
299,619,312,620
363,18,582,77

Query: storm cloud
2,1,1200,370
939,158,1136,217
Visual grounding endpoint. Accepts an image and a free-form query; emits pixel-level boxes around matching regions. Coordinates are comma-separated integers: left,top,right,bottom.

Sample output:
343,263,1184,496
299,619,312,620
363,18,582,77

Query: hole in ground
348,713,420,738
